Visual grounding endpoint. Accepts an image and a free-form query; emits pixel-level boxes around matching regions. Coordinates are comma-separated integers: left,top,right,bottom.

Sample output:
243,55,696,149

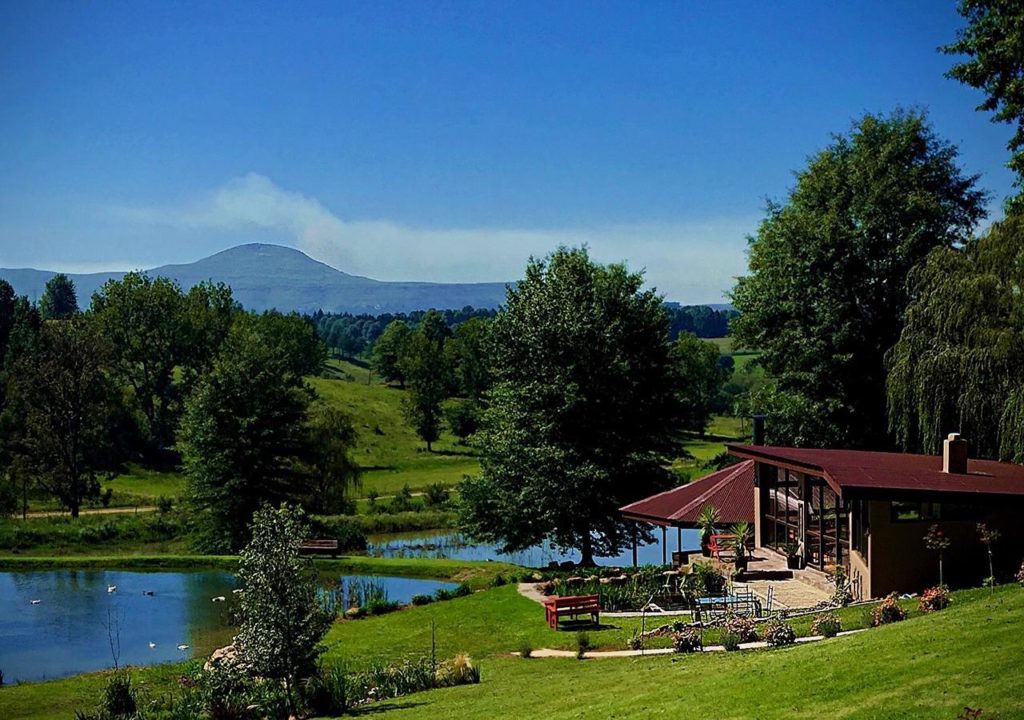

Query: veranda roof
619,460,755,527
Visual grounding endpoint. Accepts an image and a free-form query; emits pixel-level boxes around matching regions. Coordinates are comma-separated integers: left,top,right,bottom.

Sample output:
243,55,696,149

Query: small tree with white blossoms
236,504,332,716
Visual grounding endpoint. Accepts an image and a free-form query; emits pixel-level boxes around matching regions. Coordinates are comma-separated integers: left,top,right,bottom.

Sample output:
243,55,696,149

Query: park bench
299,539,339,558
543,594,601,629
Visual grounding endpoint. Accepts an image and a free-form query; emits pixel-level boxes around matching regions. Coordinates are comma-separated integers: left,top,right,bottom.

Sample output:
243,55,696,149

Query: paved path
18,506,158,519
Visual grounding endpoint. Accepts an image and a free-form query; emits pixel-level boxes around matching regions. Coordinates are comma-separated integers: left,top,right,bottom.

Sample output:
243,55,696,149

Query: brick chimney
943,433,968,474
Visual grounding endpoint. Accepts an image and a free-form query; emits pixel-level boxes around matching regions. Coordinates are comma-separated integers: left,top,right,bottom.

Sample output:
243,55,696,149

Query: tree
8,319,114,516
39,273,79,320
673,332,731,435
303,402,361,514
459,248,683,565
944,0,1024,213
446,317,493,399
731,110,986,448
236,504,332,717
887,216,1024,461
400,316,452,451
180,281,237,392
371,320,412,387
179,321,313,551
231,311,326,378
91,272,186,455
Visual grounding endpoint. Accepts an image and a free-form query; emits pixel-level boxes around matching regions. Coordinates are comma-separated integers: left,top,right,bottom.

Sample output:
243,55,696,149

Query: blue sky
0,0,1013,303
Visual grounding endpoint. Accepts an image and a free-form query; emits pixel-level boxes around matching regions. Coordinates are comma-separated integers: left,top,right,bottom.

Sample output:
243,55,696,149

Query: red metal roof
728,444,1024,497
619,460,755,526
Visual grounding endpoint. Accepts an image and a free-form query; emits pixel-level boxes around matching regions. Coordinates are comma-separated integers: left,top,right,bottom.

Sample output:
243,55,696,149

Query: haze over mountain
0,244,512,314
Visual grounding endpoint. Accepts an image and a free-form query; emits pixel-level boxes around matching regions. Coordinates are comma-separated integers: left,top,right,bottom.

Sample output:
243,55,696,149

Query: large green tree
179,320,313,551
8,319,115,517
39,273,79,320
91,272,187,454
673,332,731,435
446,316,493,400
944,0,1024,213
371,320,412,387
888,215,1024,461
180,281,237,392
731,110,986,448
459,248,683,565
400,311,453,451
303,401,361,514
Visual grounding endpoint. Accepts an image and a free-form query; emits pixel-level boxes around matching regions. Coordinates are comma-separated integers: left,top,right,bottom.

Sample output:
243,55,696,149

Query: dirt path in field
16,506,158,519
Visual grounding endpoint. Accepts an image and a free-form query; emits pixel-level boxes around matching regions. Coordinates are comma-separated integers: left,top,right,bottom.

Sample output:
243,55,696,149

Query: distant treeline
313,303,734,358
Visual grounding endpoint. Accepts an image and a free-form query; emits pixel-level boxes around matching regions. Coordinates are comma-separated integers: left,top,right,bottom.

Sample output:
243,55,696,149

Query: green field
5,582,1022,719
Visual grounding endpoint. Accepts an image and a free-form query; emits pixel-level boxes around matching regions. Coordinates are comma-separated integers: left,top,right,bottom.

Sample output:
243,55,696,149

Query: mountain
0,244,512,314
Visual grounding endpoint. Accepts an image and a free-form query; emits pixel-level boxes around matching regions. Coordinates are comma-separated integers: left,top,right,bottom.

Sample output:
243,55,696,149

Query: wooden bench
299,539,339,558
543,594,601,629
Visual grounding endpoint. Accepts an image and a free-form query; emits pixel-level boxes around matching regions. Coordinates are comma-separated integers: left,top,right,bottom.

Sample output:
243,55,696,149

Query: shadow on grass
352,700,428,715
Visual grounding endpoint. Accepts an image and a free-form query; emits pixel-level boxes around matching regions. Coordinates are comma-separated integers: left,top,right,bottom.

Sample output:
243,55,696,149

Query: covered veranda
619,460,755,565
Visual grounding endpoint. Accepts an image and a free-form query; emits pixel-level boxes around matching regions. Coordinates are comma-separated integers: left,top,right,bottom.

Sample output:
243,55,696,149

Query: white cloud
110,173,755,303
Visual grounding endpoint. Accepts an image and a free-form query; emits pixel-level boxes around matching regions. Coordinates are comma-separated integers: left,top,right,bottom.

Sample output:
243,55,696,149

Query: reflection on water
366,528,702,568
324,575,459,609
0,570,239,683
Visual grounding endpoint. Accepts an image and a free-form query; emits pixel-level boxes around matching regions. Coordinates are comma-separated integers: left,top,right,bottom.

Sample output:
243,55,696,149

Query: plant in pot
697,505,720,558
731,521,752,573
783,542,803,570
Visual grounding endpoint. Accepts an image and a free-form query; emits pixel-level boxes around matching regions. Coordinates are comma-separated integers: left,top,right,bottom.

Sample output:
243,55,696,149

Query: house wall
865,500,1024,598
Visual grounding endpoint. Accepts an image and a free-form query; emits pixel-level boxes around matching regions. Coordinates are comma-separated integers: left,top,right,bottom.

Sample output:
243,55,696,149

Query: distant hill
0,244,512,314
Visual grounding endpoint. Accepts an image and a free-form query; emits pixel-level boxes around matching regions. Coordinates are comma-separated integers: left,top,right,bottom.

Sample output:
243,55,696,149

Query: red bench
543,594,601,629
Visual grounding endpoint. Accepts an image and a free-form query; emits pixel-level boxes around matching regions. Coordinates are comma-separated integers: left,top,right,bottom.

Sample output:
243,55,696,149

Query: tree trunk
580,534,595,567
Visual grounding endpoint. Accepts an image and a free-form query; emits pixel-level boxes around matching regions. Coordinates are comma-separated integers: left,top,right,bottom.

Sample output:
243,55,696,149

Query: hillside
0,244,511,314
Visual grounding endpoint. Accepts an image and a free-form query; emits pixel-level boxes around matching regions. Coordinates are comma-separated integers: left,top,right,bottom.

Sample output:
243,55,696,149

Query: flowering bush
871,593,907,626
723,614,758,643
810,612,842,638
671,626,702,653
1017,560,1024,586
763,619,796,647
919,585,951,613
829,566,853,606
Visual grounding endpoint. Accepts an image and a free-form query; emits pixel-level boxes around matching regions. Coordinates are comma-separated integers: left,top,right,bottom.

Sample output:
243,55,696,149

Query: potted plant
731,521,752,573
697,505,720,558
783,542,802,570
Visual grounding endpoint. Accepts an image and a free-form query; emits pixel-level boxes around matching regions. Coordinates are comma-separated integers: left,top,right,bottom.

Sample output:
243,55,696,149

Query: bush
435,654,480,687
763,619,796,647
723,614,758,643
303,665,352,717
720,632,741,652
810,612,842,638
871,593,907,626
671,626,702,653
829,565,853,606
434,588,453,601
490,574,508,588
1016,560,1024,586
411,594,433,606
453,582,472,598
156,495,174,514
102,671,137,717
576,632,592,659
307,516,368,551
689,562,727,597
423,483,450,508
919,585,951,613
518,636,533,658
387,484,417,513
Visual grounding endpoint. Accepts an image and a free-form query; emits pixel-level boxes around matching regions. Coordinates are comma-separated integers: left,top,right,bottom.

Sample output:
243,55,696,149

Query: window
890,501,940,522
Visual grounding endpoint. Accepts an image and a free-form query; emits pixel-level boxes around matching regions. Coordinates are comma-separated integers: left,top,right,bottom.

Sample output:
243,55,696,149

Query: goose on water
148,642,156,649
211,596,226,602
177,644,189,651
107,585,117,593
30,599,41,605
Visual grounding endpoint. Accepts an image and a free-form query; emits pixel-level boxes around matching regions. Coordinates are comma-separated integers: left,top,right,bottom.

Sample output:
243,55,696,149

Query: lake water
329,575,458,608
366,528,702,568
0,570,239,683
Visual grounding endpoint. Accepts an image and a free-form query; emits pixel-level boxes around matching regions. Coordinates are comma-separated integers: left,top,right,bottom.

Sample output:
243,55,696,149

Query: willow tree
731,110,986,448
459,248,683,566
887,216,1024,461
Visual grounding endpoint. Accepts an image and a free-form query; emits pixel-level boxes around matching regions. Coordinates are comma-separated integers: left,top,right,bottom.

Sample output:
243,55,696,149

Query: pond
366,528,703,568
328,575,459,609
0,570,239,683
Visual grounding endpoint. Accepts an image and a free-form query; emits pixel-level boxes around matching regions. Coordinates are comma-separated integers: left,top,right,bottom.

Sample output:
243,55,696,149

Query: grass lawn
309,360,481,497
102,464,186,505
5,584,1022,719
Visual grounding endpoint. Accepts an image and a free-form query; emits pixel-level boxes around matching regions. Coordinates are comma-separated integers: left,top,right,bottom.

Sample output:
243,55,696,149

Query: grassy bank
4,583,1021,719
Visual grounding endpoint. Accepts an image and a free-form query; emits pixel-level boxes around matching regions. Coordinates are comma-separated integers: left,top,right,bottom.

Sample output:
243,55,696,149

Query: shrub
723,614,758,643
829,565,853,606
102,671,137,717
411,594,433,606
919,585,951,613
156,495,174,513
720,632,741,652
575,632,592,659
1016,560,1024,586
434,588,453,601
453,582,472,598
490,574,508,587
424,483,450,508
871,593,907,626
304,665,351,716
810,612,842,638
435,653,480,687
517,636,533,658
627,630,643,651
763,619,796,647
689,562,727,597
671,626,702,653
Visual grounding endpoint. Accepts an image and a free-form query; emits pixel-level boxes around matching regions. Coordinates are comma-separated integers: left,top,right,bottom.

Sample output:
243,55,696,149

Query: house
729,432,1024,599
